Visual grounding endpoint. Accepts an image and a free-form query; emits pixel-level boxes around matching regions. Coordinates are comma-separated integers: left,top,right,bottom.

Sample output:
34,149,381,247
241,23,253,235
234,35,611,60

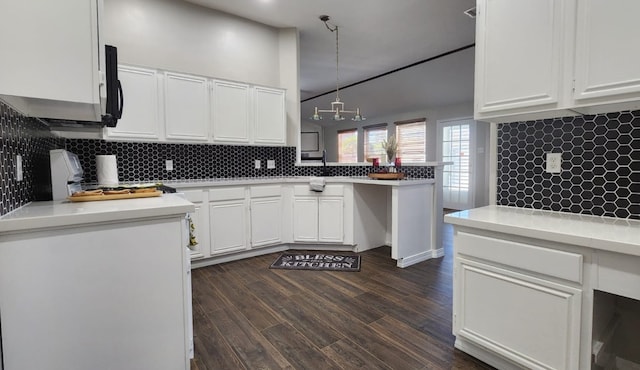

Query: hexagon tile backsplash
64,140,435,182
497,110,640,219
0,100,63,216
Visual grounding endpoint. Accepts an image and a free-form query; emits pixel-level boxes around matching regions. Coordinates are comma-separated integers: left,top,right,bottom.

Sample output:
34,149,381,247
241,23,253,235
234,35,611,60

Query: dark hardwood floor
189,223,494,369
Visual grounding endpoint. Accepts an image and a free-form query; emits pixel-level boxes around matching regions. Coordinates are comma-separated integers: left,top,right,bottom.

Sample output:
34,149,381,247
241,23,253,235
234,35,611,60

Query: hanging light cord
322,17,340,102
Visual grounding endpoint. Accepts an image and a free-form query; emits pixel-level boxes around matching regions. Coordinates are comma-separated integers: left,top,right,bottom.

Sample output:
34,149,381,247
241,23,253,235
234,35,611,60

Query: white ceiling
184,0,477,122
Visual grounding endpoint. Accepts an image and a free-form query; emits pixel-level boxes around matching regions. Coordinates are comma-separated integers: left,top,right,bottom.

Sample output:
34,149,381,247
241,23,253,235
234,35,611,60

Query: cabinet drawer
293,184,343,197
456,231,583,283
208,187,245,201
180,189,206,203
250,185,281,198
596,252,640,301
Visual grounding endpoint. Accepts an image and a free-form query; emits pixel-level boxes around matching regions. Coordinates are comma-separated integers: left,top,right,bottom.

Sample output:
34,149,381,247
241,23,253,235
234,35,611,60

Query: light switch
267,160,276,169
165,159,174,171
254,159,261,169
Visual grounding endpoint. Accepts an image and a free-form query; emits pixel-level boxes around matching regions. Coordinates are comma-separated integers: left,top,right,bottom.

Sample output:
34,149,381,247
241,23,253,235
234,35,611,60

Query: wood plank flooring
189,224,494,369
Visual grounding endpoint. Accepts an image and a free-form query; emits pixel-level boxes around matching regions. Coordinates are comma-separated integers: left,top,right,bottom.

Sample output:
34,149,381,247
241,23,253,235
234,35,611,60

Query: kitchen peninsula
172,170,446,268
446,206,640,369
0,194,195,370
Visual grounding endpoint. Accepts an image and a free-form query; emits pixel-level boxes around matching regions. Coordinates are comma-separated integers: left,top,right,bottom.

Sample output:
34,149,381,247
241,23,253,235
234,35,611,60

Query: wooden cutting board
68,190,163,202
368,173,405,180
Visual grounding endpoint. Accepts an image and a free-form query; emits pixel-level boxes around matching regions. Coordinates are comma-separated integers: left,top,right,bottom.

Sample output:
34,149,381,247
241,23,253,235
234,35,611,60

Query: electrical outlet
165,159,174,171
16,155,23,181
267,160,276,169
254,159,261,169
546,152,562,173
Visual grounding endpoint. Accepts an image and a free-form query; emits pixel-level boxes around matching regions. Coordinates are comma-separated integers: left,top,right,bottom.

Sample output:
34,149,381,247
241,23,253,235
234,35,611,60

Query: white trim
489,122,498,205
397,251,432,268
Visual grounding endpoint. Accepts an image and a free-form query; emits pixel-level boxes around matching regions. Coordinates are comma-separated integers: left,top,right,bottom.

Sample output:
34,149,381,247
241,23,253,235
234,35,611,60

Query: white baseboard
288,244,356,252
397,251,431,268
191,245,288,269
191,243,357,269
432,247,445,258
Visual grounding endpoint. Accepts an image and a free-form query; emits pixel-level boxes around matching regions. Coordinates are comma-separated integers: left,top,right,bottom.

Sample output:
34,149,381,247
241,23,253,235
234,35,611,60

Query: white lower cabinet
318,197,344,243
250,185,282,247
209,188,248,255
455,258,582,370
292,197,319,242
292,185,344,243
181,190,210,259
453,230,584,370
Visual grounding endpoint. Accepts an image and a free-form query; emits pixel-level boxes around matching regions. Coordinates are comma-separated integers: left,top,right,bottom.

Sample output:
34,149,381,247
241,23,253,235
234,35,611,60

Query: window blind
396,120,426,162
364,126,388,162
337,129,358,163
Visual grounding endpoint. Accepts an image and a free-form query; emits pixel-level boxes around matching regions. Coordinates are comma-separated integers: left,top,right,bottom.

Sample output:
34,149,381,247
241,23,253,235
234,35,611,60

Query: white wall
103,0,300,146
318,102,473,162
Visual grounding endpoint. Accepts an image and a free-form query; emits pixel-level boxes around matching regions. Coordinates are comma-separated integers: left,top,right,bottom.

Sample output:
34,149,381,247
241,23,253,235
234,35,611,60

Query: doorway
437,117,475,210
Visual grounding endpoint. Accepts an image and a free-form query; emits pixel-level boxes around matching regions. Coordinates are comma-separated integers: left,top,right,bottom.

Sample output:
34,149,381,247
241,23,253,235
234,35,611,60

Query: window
364,124,388,162
395,118,426,162
337,129,358,163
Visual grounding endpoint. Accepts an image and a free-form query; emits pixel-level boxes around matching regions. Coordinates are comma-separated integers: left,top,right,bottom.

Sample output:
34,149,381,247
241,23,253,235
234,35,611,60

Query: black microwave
102,45,124,127
43,45,123,128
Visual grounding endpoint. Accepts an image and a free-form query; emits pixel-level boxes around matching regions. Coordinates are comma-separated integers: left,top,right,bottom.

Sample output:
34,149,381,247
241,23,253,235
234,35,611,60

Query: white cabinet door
318,197,344,243
253,86,286,146
182,190,210,259
105,66,161,140
209,200,248,254
0,0,103,121
455,258,582,370
211,80,251,144
574,0,640,103
475,0,566,118
293,197,319,242
250,197,282,247
164,72,209,142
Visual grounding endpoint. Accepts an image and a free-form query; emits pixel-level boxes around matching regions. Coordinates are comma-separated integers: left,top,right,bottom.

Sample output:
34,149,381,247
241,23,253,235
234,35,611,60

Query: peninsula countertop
444,205,640,257
163,176,435,189
0,194,195,233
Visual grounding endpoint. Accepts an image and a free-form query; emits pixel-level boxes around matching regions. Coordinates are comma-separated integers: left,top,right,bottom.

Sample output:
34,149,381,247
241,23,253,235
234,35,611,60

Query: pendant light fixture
311,15,365,122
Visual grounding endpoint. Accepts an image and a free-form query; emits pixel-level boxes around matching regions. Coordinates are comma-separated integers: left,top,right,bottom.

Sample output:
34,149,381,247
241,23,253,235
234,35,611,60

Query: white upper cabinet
474,0,576,122
475,0,640,123
253,86,286,146
0,0,104,121
105,66,161,140
573,0,640,109
211,80,251,144
164,72,209,142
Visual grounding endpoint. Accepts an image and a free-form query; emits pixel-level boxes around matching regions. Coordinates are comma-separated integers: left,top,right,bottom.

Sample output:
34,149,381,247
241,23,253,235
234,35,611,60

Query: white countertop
163,176,435,189
0,194,195,234
445,205,640,257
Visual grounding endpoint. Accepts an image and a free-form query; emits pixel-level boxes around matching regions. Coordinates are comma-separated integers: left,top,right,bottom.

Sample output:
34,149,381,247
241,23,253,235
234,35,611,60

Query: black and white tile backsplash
65,141,435,182
0,100,63,215
497,110,640,219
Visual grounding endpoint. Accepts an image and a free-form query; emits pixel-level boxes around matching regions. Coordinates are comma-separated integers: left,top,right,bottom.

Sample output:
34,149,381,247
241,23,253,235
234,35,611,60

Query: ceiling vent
464,7,477,18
